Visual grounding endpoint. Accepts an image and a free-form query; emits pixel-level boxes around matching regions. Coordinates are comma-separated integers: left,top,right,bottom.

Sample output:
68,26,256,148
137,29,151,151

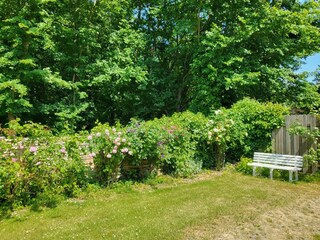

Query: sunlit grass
1,172,319,240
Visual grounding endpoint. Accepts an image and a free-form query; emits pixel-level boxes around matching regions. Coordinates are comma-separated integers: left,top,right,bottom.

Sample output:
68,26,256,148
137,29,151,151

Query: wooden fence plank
272,115,318,156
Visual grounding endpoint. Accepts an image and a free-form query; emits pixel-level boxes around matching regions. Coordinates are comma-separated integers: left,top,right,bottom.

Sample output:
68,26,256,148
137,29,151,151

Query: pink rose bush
0,128,87,212
87,124,132,185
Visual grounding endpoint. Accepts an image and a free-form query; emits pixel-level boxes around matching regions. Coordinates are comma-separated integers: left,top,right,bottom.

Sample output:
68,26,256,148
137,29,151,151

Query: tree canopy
0,0,319,131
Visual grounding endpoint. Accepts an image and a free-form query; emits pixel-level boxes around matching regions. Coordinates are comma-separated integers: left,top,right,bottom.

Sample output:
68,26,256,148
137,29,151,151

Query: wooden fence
272,115,319,156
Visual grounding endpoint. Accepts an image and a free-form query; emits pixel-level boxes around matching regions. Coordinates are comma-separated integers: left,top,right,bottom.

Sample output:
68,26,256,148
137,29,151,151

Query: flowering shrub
152,112,207,177
207,99,289,166
0,122,88,213
87,124,132,185
0,100,290,215
122,119,162,179
206,109,238,170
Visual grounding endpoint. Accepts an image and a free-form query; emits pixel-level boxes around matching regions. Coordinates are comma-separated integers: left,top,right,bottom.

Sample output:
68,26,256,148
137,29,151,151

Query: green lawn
1,172,319,240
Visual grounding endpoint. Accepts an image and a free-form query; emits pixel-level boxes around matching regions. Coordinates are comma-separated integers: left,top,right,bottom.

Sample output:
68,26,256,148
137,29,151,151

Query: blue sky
298,53,320,73
296,53,319,81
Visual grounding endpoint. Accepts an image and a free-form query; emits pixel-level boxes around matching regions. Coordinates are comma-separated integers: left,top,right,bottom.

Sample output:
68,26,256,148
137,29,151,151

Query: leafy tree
189,0,320,113
0,0,319,130
0,0,76,126
0,76,32,120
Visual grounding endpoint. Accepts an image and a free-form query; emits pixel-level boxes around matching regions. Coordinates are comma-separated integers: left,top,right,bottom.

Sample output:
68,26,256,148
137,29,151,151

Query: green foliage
0,0,319,130
300,172,320,183
121,119,162,180
114,111,209,178
153,112,208,177
206,109,244,169
235,157,253,175
1,119,52,138
87,124,132,186
0,78,32,120
199,98,288,169
225,98,289,160
0,121,88,213
289,122,320,167
190,1,320,113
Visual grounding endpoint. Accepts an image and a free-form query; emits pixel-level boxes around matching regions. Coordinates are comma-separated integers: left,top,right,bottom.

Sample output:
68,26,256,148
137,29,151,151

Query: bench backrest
253,152,303,168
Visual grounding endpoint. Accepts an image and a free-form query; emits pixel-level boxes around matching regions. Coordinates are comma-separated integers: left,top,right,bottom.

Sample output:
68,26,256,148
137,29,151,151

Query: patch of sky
297,53,320,81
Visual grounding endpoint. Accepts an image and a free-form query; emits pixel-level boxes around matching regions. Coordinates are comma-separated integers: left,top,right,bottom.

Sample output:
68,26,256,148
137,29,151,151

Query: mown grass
0,172,319,240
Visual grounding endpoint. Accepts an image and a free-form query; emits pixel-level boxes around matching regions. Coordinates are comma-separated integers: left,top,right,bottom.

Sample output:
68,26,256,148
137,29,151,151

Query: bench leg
295,171,298,181
289,171,293,182
270,169,274,180
253,167,256,176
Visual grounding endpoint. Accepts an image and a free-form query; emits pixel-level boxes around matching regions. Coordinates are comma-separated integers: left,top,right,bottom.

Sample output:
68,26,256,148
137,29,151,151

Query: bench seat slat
255,157,302,162
248,162,302,171
252,161,302,167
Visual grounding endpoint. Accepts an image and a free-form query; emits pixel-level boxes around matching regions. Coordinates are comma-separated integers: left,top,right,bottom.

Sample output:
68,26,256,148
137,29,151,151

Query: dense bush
87,123,133,185
0,99,291,215
210,98,289,162
87,111,209,180
0,122,88,213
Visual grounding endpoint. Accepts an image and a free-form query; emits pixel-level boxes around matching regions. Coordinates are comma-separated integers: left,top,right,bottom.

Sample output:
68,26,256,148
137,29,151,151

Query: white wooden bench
247,152,303,182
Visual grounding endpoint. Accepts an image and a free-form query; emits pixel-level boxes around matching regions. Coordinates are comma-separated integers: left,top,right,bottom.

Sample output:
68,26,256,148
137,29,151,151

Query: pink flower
60,148,66,154
36,161,41,166
107,154,112,158
122,138,126,143
87,135,93,140
105,130,110,136
12,158,17,162
112,149,117,154
96,132,101,137
121,148,129,153
19,144,24,149
29,146,37,153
